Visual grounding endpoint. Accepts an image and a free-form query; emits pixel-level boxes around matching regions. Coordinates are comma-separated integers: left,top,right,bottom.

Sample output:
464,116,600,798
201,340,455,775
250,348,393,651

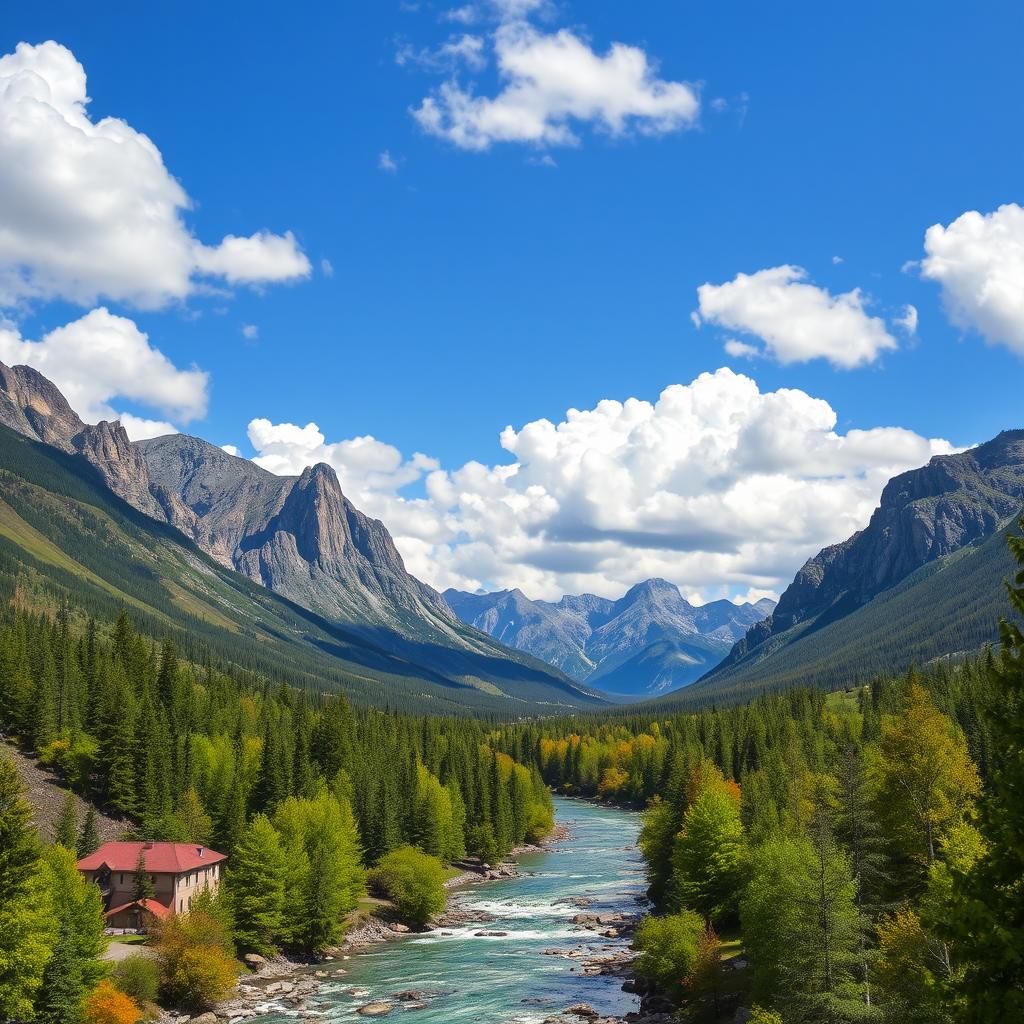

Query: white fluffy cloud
0,307,208,436
0,41,310,309
244,368,956,602
695,265,900,369
921,203,1024,355
412,20,699,150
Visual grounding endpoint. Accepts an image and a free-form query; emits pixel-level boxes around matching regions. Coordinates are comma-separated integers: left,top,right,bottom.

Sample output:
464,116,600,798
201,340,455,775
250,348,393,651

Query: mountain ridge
690,431,1024,700
0,361,603,706
445,578,775,697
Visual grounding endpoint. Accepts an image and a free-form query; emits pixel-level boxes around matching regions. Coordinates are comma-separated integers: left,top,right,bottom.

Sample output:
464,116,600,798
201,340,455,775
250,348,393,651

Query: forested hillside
0,424,602,714
0,589,557,1016
693,432,1024,703
681,518,1016,705
485,530,1024,1021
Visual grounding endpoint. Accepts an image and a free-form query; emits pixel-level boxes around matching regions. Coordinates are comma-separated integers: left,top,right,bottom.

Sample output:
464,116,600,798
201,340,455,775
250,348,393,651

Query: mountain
685,431,1024,703
0,362,603,709
445,578,775,697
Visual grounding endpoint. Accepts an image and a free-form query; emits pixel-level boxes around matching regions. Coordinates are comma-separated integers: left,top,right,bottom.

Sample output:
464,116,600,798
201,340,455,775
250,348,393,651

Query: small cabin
77,841,227,929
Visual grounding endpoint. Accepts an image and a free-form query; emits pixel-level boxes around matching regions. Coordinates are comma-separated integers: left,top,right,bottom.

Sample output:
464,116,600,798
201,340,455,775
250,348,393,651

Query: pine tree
940,525,1024,1020
227,814,287,954
0,754,55,1019
668,775,744,923
132,848,155,901
77,808,101,858
36,918,83,1024
55,791,79,850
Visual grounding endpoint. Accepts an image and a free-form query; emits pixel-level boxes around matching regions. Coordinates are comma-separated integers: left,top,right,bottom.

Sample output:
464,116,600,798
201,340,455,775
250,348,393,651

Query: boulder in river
563,1004,600,1019
357,1003,394,1017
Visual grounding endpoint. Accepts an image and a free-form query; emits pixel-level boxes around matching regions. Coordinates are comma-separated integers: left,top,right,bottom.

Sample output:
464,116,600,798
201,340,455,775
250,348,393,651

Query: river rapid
269,797,644,1024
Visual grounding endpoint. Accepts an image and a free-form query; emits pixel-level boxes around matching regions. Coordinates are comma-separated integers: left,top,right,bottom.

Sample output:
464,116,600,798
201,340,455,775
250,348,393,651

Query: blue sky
1,0,1022,601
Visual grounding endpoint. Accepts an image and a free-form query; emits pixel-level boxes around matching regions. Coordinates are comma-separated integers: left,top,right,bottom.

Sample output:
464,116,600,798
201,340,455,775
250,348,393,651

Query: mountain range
0,361,601,711
2,358,1022,711
683,430,1024,703
445,581,775,698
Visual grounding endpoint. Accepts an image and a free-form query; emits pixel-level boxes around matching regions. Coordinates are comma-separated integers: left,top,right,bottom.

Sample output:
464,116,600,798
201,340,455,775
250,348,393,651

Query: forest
1,533,1022,1023
0,602,554,1020
484,540,1024,1022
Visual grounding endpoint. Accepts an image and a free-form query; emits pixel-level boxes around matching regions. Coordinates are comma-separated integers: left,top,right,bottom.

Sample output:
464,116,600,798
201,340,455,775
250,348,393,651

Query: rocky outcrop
445,579,775,697
0,363,85,451
713,430,1024,677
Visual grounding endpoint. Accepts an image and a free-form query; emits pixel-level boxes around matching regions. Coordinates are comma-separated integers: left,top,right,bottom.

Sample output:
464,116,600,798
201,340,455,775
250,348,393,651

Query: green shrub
634,910,705,997
111,955,160,1005
369,845,446,927
466,823,498,864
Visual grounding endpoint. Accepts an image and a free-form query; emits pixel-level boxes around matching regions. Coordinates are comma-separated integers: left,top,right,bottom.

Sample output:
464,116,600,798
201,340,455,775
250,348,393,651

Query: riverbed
267,797,644,1023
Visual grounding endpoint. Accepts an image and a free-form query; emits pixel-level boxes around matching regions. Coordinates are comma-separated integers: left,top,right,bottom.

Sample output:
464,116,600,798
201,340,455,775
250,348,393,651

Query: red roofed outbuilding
77,841,227,929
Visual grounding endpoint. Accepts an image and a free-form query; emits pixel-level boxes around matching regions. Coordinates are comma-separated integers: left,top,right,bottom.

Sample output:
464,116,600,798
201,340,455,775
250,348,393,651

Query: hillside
0,362,602,704
1,742,126,846
0,424,603,713
673,491,1021,706
446,579,775,698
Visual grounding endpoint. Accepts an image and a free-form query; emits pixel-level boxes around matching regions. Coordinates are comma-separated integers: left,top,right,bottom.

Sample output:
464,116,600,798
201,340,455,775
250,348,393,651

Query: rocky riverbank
171,826,577,1023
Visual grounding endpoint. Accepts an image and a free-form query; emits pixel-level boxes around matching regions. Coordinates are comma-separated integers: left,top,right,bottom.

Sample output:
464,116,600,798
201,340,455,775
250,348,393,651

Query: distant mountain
445,579,775,697
686,431,1024,702
0,361,603,709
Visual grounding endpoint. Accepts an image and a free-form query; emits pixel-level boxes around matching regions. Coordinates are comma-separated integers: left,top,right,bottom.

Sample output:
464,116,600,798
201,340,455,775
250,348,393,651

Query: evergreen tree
37,918,83,1024
940,526,1024,1020
227,814,287,954
77,808,101,858
0,754,55,1019
42,844,107,992
132,849,155,901
55,791,79,849
668,770,744,923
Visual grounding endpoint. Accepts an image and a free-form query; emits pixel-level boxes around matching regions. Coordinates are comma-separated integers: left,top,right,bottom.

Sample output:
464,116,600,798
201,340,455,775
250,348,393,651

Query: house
77,841,227,929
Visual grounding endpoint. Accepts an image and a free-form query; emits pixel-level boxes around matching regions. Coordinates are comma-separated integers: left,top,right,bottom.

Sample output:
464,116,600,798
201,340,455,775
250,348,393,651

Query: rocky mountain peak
716,432,1024,676
0,362,85,452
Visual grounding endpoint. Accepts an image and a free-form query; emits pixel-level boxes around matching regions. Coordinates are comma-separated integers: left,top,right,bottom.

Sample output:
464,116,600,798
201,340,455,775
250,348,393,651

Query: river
269,797,644,1023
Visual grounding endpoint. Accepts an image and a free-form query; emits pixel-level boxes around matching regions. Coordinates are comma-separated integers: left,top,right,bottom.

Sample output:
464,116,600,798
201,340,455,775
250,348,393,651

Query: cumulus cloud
0,307,208,429
695,265,900,369
0,41,310,309
412,20,699,150
920,203,1024,355
244,368,956,602
723,338,759,359
117,413,179,442
241,324,259,341
378,150,399,173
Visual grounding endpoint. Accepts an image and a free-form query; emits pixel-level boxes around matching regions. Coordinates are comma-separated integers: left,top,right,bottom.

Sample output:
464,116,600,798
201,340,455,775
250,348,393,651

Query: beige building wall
86,861,222,914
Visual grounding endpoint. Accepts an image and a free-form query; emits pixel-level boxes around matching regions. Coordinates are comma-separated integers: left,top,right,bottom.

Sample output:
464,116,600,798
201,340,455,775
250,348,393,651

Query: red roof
104,898,172,921
77,842,227,874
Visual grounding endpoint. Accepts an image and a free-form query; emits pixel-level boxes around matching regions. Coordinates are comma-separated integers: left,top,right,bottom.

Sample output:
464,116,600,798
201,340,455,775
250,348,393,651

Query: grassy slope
0,427,601,715
649,520,1017,709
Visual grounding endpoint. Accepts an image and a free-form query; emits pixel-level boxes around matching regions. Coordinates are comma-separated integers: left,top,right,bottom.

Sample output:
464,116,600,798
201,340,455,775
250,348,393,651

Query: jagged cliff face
141,438,457,635
716,431,1024,674
0,364,165,518
445,578,775,697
